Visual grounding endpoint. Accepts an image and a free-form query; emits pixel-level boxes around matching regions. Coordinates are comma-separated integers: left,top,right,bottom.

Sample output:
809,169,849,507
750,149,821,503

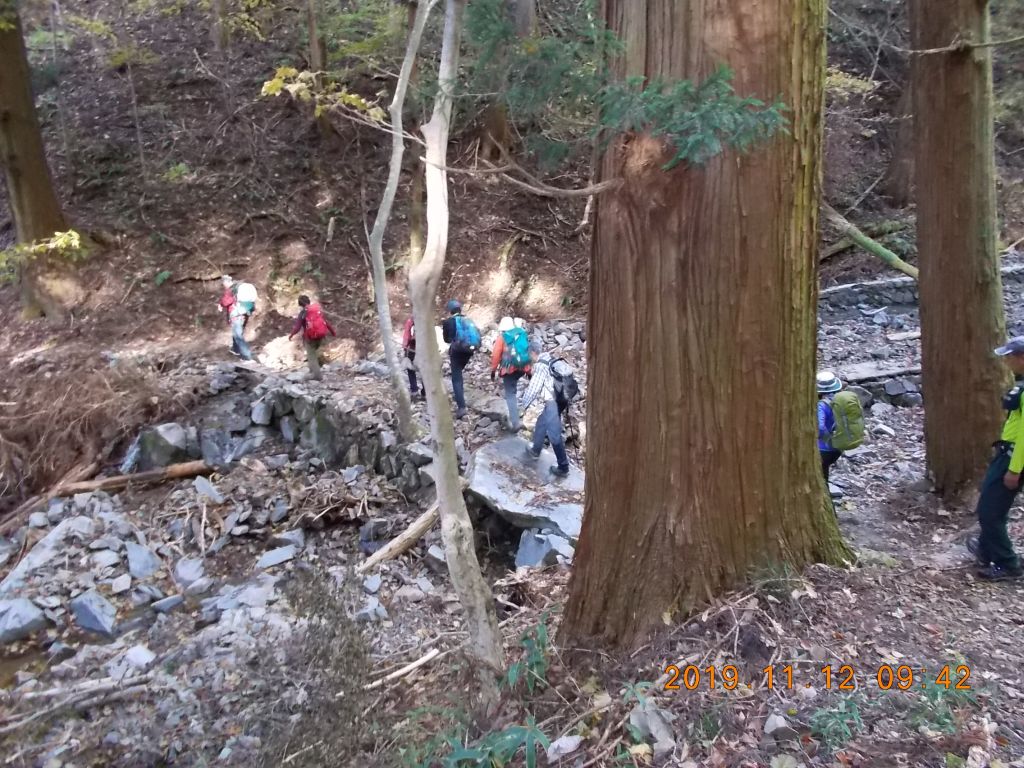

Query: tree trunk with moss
910,0,1007,496
561,0,848,650
408,0,503,705
0,6,79,320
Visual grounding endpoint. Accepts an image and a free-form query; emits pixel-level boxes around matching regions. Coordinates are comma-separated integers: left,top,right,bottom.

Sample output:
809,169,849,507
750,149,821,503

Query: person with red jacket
288,295,336,380
402,316,425,400
490,316,531,431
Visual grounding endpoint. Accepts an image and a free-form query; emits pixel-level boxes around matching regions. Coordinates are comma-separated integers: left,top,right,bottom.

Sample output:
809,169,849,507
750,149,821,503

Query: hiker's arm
288,316,303,339
490,337,503,372
402,320,412,349
520,368,546,411
817,402,830,440
326,318,337,337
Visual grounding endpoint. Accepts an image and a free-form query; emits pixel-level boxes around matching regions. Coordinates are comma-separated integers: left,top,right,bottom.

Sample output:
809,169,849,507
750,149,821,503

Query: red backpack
304,303,329,341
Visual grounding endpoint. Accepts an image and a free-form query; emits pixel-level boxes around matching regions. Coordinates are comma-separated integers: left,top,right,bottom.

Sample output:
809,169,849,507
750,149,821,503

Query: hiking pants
406,350,423,396
304,337,323,380
502,371,524,430
532,400,569,472
820,449,842,482
975,443,1022,570
449,349,471,411
231,316,253,360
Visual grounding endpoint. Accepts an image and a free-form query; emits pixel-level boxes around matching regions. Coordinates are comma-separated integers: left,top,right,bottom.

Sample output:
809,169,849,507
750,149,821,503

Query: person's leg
542,401,570,471
232,316,253,360
450,352,467,413
502,372,522,430
529,404,549,456
820,449,840,482
304,338,322,380
976,450,1021,570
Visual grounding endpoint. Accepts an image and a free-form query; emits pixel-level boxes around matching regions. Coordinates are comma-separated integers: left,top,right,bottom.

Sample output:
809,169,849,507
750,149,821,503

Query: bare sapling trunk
0,6,79,320
366,0,437,444
408,0,504,705
210,0,229,52
910,0,1007,496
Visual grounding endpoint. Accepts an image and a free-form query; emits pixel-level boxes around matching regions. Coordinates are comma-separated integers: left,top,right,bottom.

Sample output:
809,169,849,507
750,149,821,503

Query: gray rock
871,401,895,417
0,598,47,644
872,424,897,438
256,546,296,570
70,590,117,637
359,519,390,542
110,574,132,594
883,379,907,397
174,558,205,587
870,310,891,327
362,574,382,595
394,585,426,603
292,396,318,423
279,416,298,444
130,584,165,607
343,465,366,484
896,392,924,407
193,476,225,505
269,499,289,524
45,499,68,525
2,517,95,597
152,594,185,614
424,545,447,574
185,577,215,597
269,529,305,549
354,361,391,378
93,550,121,571
73,492,93,512
467,438,584,541
380,430,398,451
28,512,49,528
515,530,575,568
89,536,123,552
264,453,290,471
470,395,509,423
199,429,233,468
250,399,274,426
138,423,189,471
124,645,156,670
125,542,161,580
828,483,845,499
354,596,389,622
764,713,799,741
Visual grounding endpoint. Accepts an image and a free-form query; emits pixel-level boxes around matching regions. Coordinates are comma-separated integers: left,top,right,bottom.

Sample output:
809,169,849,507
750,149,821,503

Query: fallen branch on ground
823,204,919,279
363,648,441,690
821,221,907,262
50,461,212,498
0,460,98,536
887,330,921,342
356,501,439,574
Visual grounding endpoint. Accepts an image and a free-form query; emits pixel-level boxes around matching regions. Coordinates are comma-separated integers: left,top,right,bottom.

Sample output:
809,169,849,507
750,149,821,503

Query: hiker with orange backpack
289,295,336,380
490,316,531,431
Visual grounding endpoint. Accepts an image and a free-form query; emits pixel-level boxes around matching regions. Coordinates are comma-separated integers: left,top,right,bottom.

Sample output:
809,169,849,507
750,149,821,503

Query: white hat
816,371,843,394
221,274,233,286
498,316,515,332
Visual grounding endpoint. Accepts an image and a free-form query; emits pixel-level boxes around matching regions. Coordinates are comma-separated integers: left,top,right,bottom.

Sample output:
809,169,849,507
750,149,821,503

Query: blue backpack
502,327,531,369
453,315,481,354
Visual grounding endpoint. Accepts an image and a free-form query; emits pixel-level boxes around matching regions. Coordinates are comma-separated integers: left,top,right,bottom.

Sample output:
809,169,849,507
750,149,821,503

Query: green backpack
829,391,865,451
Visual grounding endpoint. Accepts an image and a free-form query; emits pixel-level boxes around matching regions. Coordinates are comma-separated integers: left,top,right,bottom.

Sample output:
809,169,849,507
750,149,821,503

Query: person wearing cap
217,275,253,361
966,336,1024,580
490,316,530,431
817,371,844,482
521,340,571,478
441,299,471,418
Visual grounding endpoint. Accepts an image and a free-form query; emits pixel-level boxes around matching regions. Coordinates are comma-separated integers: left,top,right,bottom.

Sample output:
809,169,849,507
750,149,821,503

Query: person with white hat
490,316,531,431
817,371,844,481
966,336,1024,580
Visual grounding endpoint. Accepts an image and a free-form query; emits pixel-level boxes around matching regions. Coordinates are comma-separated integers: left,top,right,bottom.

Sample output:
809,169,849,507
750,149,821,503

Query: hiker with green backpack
817,371,865,482
490,316,531,431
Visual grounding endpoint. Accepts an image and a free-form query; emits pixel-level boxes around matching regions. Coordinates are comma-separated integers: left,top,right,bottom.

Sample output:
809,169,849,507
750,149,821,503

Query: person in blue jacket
817,371,843,481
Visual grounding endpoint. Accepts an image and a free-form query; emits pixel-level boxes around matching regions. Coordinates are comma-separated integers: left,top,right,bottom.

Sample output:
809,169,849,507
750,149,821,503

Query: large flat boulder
467,438,584,541
138,423,189,470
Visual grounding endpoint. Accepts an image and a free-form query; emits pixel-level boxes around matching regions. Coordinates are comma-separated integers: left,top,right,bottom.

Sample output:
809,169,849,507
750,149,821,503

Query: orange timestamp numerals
662,663,972,692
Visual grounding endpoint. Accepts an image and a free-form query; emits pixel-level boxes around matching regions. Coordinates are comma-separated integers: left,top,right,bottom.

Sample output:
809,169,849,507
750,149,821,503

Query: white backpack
235,282,258,303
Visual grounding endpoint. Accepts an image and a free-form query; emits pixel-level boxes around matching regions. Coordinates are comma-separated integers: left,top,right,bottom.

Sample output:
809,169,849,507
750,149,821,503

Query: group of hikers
817,335,1024,582
217,282,579,479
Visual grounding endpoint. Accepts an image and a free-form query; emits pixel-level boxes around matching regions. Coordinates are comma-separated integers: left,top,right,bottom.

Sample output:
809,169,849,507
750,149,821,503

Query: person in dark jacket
441,299,472,418
288,295,336,380
401,315,425,400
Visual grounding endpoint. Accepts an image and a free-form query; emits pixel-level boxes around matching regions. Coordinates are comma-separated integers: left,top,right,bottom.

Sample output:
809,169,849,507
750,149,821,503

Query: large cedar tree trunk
910,0,1007,496
880,86,915,207
562,0,848,649
0,8,78,319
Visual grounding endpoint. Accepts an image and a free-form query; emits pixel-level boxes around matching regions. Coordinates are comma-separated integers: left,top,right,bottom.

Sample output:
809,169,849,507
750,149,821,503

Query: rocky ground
5,278,1024,767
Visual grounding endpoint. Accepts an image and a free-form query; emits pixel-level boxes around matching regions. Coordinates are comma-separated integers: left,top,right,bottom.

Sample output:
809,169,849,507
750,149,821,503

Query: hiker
817,371,864,483
441,299,480,419
966,336,1024,581
288,295,336,380
521,341,579,479
401,315,425,400
218,275,257,361
490,316,531,431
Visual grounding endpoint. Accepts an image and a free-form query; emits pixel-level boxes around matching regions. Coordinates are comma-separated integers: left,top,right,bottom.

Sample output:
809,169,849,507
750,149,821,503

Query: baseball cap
995,336,1024,356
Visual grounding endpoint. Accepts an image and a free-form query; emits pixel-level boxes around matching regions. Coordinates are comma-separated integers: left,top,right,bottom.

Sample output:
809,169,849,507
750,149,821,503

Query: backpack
550,358,580,411
829,391,865,451
304,303,329,341
452,315,481,354
233,282,258,314
501,327,531,369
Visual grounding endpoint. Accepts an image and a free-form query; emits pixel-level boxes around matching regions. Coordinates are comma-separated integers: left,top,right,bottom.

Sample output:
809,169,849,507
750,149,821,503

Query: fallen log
887,330,921,342
823,204,919,279
356,501,439,574
51,461,212,498
821,220,907,262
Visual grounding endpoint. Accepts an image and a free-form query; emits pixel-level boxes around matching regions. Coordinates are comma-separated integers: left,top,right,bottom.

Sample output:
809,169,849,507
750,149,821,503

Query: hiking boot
966,536,989,567
455,408,467,420
549,465,570,478
525,446,541,460
976,563,1024,581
